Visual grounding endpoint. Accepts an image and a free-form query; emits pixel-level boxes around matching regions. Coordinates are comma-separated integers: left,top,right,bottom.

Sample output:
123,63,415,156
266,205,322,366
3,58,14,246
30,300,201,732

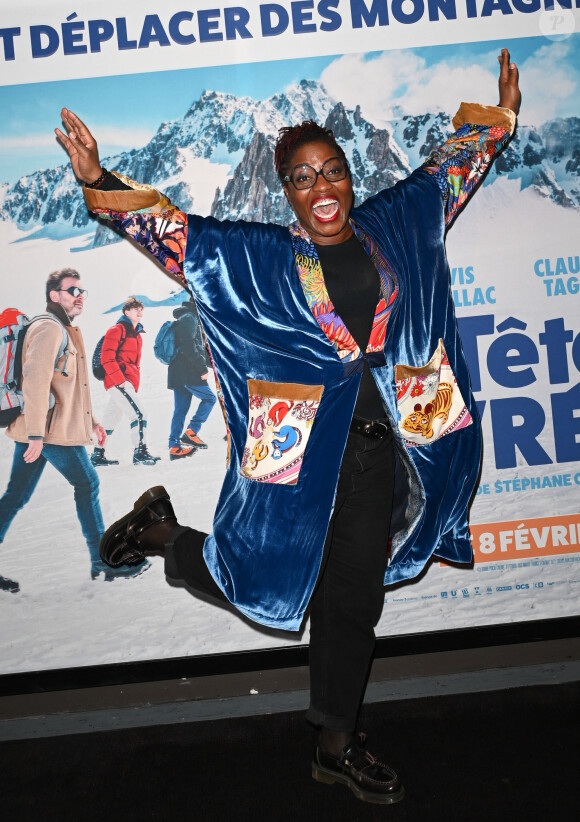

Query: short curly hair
274,120,348,184
122,296,144,313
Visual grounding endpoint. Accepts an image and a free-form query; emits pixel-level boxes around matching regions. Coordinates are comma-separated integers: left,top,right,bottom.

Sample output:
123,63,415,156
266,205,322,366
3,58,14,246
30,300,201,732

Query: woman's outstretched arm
56,108,188,282
421,48,521,227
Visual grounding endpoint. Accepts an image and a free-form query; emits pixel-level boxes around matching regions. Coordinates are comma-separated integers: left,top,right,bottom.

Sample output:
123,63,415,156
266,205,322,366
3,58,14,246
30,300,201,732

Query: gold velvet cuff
452,103,516,135
83,171,169,212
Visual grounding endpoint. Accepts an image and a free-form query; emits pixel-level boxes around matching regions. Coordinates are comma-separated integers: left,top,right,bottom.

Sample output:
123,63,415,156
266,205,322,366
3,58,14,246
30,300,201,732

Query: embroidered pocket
394,339,472,446
240,379,324,485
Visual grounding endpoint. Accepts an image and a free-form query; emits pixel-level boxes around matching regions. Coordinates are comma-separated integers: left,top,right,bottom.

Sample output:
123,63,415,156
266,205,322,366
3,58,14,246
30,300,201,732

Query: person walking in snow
167,299,217,460
91,296,160,467
0,270,150,586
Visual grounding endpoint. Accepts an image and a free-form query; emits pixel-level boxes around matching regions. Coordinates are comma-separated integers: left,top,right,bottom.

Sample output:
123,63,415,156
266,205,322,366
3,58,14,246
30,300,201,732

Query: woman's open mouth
311,197,340,222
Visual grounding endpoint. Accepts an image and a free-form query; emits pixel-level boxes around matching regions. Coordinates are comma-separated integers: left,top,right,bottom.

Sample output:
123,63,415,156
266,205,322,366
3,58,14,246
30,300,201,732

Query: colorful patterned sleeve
83,173,188,287
422,103,516,227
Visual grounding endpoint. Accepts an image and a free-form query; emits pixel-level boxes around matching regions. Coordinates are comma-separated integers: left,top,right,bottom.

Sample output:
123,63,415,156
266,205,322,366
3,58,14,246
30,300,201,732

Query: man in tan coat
0,268,151,590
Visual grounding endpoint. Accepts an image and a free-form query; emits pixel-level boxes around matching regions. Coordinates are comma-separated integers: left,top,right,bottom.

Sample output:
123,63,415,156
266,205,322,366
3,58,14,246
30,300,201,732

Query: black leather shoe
312,733,404,805
100,486,177,567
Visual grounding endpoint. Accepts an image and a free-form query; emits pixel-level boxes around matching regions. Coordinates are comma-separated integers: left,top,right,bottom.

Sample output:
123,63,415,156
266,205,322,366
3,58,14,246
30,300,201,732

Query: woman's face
283,140,354,246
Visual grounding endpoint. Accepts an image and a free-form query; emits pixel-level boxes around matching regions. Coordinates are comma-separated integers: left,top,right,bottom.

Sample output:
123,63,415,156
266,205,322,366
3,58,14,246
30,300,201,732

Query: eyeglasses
283,156,348,190
59,286,88,298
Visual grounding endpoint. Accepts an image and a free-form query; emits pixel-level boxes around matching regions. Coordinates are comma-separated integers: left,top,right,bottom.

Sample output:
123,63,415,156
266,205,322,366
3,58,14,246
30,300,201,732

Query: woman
56,49,520,804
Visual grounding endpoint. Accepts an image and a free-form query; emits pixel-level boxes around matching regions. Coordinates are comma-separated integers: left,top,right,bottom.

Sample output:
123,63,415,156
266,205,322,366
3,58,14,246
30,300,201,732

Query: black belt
349,416,390,440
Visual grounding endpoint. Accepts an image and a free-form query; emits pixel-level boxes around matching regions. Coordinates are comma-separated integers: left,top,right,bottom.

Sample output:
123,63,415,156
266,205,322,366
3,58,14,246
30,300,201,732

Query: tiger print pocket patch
394,340,472,446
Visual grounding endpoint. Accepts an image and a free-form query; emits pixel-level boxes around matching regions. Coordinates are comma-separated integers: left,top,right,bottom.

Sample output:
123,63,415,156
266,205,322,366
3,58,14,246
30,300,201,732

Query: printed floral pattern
423,123,511,226
289,220,398,363
241,381,323,485
93,205,189,284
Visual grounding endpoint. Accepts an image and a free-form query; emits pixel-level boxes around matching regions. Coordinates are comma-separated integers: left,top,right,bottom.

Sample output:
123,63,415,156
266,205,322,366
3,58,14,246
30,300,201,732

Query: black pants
165,425,395,733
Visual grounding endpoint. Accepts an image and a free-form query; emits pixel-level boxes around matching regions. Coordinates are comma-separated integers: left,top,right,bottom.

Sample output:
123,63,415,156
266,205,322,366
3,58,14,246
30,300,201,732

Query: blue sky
1,35,578,184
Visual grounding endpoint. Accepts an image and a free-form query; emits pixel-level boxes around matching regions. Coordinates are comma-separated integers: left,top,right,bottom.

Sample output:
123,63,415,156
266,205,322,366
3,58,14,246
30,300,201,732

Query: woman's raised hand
497,48,521,116
55,108,103,184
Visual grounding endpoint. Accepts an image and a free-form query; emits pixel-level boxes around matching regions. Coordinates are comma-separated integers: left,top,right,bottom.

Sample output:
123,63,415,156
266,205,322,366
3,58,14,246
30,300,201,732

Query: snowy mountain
390,111,455,166
491,118,580,209
1,81,578,248
211,97,410,224
392,111,580,211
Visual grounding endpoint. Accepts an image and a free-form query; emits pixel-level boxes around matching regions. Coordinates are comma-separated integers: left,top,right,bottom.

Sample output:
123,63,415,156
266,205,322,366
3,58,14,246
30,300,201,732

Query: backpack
0,308,69,428
92,323,127,380
153,320,178,365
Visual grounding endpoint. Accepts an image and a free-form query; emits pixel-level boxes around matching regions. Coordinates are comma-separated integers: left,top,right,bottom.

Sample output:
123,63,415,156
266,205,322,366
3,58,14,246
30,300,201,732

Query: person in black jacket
168,300,217,460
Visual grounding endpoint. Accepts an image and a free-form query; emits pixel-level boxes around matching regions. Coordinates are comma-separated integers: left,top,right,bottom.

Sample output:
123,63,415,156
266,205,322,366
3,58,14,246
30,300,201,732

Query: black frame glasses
59,286,88,298
283,156,348,190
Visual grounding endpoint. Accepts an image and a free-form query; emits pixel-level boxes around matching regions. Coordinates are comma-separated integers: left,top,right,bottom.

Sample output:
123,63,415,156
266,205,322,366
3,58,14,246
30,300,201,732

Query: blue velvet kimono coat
86,103,515,629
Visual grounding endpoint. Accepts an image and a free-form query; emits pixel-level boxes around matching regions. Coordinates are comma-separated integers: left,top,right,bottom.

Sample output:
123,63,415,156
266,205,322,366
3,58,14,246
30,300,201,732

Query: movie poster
1,2,579,673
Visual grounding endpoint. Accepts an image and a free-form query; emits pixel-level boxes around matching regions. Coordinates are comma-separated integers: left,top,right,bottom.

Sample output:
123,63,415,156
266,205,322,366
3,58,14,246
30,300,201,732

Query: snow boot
169,445,195,460
0,573,19,593
181,429,208,449
133,444,161,465
91,447,119,467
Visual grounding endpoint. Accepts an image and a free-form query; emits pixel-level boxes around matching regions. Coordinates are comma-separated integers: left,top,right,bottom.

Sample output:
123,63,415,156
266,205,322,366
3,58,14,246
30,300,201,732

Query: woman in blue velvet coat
56,49,520,804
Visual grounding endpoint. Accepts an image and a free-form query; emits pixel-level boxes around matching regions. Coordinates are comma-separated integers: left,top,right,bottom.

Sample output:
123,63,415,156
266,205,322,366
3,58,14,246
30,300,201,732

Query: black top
315,235,386,420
